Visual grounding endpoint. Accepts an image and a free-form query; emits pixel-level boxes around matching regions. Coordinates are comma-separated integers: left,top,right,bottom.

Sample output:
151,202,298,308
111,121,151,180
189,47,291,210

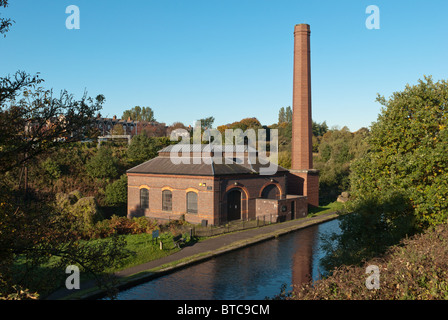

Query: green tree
314,127,368,200
350,76,448,228
127,134,171,165
41,158,61,180
86,147,119,180
122,106,155,122
285,106,292,123
105,174,128,206
278,107,286,123
111,123,125,135
197,116,215,130
312,120,328,137
321,76,448,270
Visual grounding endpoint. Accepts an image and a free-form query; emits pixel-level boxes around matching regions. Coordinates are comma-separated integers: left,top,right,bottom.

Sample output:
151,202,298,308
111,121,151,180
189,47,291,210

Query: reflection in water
115,219,340,300
291,225,318,288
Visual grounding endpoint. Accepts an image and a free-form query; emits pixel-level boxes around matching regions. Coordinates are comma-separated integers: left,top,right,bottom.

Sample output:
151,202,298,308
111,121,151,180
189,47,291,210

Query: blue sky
1,0,447,131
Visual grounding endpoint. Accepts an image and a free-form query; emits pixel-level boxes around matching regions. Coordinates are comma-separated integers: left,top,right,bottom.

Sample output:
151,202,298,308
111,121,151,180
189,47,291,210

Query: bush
69,190,83,202
71,196,103,227
104,174,127,206
87,216,159,239
320,191,415,271
41,158,62,180
55,192,103,234
86,147,119,180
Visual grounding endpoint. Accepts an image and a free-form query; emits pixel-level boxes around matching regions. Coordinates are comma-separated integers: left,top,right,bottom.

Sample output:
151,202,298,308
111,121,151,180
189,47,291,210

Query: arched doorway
226,189,242,221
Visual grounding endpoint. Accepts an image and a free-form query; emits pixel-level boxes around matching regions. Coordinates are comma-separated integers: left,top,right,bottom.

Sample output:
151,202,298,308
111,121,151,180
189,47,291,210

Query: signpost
152,230,161,249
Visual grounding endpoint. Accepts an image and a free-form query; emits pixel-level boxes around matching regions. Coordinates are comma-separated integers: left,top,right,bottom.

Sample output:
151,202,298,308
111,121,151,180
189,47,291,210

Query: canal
114,218,340,300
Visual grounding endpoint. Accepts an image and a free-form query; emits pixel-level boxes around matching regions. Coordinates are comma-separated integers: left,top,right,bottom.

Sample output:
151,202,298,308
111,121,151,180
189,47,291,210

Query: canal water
115,218,340,300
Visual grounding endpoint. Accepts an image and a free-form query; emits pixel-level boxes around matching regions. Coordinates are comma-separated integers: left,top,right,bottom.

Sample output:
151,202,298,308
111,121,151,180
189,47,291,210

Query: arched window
261,184,280,200
140,188,149,209
186,192,198,214
162,190,172,212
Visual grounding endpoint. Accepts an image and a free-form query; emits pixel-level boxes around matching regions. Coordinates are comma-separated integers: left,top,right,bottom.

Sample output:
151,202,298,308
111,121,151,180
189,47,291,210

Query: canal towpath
46,211,339,300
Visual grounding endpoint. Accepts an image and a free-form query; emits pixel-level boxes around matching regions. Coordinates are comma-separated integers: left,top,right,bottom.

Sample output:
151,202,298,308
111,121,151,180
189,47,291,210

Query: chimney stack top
294,24,310,33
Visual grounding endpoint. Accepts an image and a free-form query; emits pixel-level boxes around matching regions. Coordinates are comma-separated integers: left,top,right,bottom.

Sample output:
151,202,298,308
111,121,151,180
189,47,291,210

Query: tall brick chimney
288,24,319,207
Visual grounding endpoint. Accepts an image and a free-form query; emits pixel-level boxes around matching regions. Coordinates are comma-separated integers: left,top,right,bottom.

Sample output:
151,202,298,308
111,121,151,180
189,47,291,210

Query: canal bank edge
59,211,340,300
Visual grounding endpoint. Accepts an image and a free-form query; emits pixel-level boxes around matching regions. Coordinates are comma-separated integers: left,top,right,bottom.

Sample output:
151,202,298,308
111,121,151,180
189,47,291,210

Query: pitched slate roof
157,144,259,155
126,144,288,177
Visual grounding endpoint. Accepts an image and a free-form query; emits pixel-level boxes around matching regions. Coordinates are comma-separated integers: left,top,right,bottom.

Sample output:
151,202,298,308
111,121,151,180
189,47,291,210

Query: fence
192,214,281,238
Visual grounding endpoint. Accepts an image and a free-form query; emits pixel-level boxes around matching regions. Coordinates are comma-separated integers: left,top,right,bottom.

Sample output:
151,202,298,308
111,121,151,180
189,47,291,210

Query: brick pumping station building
126,24,319,226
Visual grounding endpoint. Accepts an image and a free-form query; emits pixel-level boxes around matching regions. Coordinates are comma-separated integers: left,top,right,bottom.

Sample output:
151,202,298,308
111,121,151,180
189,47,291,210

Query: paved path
46,212,338,300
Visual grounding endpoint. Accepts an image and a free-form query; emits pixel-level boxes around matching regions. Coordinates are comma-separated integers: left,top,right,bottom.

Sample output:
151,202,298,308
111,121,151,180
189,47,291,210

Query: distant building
93,115,168,137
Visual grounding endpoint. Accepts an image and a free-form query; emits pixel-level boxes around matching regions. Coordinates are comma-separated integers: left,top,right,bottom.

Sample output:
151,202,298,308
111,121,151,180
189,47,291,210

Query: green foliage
122,106,155,122
278,106,292,125
197,116,215,130
217,117,262,133
321,76,448,273
69,190,83,202
0,187,128,299
86,147,119,180
0,70,104,175
40,158,61,180
105,174,127,206
86,215,159,239
71,196,103,227
55,191,103,230
294,220,448,300
314,127,369,199
350,76,448,228
127,134,171,165
278,107,286,124
320,191,415,270
111,123,125,135
277,150,291,169
312,120,328,137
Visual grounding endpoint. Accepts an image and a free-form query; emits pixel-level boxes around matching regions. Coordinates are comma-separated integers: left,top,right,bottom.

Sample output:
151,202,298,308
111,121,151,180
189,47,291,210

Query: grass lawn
111,232,181,272
13,231,184,297
308,200,344,217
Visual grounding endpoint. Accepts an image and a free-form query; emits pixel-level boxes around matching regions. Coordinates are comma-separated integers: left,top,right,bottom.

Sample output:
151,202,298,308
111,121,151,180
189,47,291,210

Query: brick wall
287,170,319,207
127,172,297,225
215,174,287,223
255,195,308,222
127,173,217,224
